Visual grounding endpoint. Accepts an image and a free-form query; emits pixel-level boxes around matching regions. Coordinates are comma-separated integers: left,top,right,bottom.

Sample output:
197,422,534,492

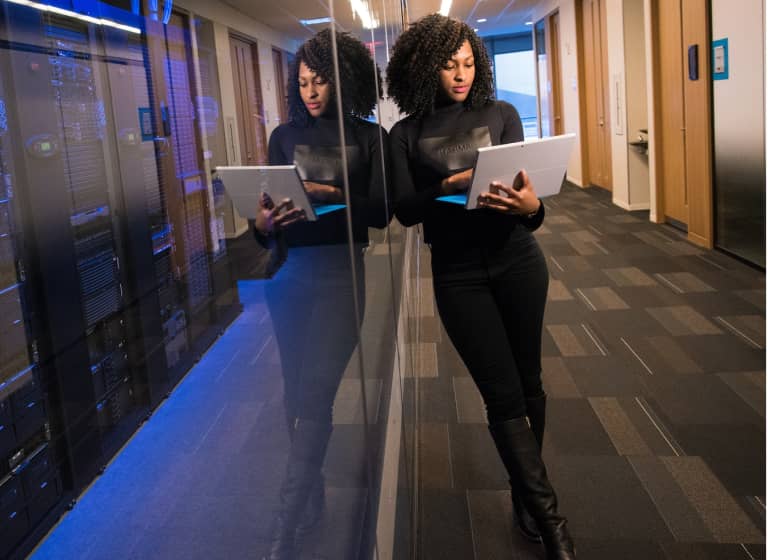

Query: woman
254,29,389,559
386,14,575,560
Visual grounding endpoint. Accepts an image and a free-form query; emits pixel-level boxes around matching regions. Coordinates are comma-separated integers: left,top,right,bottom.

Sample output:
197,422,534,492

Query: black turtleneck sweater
267,113,390,246
389,100,544,249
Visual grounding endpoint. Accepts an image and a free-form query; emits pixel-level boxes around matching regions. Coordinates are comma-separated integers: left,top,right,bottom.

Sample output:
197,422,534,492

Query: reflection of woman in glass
387,14,575,560
254,29,388,560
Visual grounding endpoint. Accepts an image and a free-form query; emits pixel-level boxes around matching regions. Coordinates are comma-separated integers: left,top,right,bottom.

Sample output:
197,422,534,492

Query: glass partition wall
252,1,414,558
0,0,415,558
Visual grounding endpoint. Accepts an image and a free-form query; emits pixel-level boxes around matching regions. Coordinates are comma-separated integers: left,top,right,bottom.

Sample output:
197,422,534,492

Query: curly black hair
288,29,382,125
386,14,494,118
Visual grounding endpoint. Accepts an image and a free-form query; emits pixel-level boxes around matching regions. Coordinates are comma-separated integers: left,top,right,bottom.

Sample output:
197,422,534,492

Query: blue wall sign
712,38,729,81
138,107,153,141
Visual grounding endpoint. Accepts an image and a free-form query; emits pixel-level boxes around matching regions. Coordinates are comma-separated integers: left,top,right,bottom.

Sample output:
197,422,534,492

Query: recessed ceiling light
473,28,479,32
300,17,333,25
524,21,533,25
477,18,487,23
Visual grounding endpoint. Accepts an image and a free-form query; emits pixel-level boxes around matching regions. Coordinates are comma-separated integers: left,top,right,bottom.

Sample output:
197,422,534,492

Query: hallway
412,185,765,559
28,186,765,560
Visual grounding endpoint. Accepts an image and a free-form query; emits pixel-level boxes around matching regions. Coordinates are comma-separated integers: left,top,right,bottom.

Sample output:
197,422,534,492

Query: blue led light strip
7,0,141,34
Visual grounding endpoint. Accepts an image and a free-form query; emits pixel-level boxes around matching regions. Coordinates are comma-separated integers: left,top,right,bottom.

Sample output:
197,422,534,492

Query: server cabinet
0,10,66,558
0,2,240,556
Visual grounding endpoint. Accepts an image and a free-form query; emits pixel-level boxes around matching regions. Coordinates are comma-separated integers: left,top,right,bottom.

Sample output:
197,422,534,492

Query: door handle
160,101,171,137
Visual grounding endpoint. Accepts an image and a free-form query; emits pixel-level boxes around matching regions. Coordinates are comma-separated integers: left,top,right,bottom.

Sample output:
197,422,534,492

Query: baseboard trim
613,199,651,211
566,175,583,188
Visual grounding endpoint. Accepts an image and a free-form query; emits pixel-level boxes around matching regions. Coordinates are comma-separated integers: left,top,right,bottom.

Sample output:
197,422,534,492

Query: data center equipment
0,2,241,556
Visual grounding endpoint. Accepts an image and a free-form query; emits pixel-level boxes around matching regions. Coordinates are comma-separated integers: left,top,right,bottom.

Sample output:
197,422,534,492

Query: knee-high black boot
526,393,547,448
490,417,575,560
511,393,548,541
264,419,332,560
295,472,325,536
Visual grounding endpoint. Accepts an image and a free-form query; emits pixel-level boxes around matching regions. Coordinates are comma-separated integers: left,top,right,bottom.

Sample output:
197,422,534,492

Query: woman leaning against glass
387,14,575,560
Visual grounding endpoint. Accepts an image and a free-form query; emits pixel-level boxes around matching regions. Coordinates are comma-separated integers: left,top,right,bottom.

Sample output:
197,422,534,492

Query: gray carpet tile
675,334,764,373
453,377,487,424
419,489,477,560
572,539,668,560
547,455,675,541
466,490,545,560
418,422,454,489
628,455,717,541
564,355,651,396
410,376,460,423
669,423,766,497
414,184,765,558
448,423,509,490
540,357,583,399
660,542,766,560
589,397,653,455
545,399,619,456
717,371,766,419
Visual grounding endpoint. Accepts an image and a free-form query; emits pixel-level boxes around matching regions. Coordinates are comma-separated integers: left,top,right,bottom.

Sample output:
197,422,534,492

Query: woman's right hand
440,168,474,195
254,192,307,235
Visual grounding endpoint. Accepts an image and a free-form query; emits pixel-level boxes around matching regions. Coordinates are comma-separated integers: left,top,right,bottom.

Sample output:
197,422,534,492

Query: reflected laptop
216,165,345,221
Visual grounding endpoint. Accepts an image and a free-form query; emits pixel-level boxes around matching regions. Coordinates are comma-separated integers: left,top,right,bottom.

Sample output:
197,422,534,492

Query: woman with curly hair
254,28,389,560
387,14,575,560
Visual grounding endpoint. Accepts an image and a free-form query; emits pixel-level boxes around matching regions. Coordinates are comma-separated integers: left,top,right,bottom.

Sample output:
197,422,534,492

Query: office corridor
412,185,766,559
27,185,764,560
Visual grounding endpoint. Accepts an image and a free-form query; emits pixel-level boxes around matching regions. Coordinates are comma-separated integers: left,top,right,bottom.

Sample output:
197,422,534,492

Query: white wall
531,0,584,186
623,0,650,210
178,0,298,146
533,0,655,211
711,0,765,161
643,0,658,221
604,0,630,208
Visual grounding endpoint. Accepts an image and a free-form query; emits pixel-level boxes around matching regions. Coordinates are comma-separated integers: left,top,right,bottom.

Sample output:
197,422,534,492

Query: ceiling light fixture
439,0,452,16
349,0,379,29
7,0,141,33
477,18,487,23
524,21,533,25
300,16,333,25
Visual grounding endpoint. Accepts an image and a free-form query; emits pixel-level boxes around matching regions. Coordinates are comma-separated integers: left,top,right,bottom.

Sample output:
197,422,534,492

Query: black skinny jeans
431,227,549,424
266,244,366,426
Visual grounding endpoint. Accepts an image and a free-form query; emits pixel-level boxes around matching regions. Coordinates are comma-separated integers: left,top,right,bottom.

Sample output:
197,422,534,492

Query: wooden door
230,36,268,165
272,47,289,125
656,0,688,224
548,12,564,135
535,19,549,137
579,0,612,190
536,11,564,137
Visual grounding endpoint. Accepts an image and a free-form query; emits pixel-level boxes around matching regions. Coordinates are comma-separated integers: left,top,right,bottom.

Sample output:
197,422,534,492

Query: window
485,34,538,139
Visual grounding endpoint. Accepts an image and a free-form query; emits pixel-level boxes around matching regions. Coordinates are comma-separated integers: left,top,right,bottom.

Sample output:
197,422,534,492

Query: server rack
0,63,62,559
0,2,241,557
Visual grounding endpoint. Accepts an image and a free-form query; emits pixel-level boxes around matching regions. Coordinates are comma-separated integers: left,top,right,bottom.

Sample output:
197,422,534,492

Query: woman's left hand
476,169,541,216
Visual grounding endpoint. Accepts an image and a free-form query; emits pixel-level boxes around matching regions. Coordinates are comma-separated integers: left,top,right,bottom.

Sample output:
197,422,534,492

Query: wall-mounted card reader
688,44,699,80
